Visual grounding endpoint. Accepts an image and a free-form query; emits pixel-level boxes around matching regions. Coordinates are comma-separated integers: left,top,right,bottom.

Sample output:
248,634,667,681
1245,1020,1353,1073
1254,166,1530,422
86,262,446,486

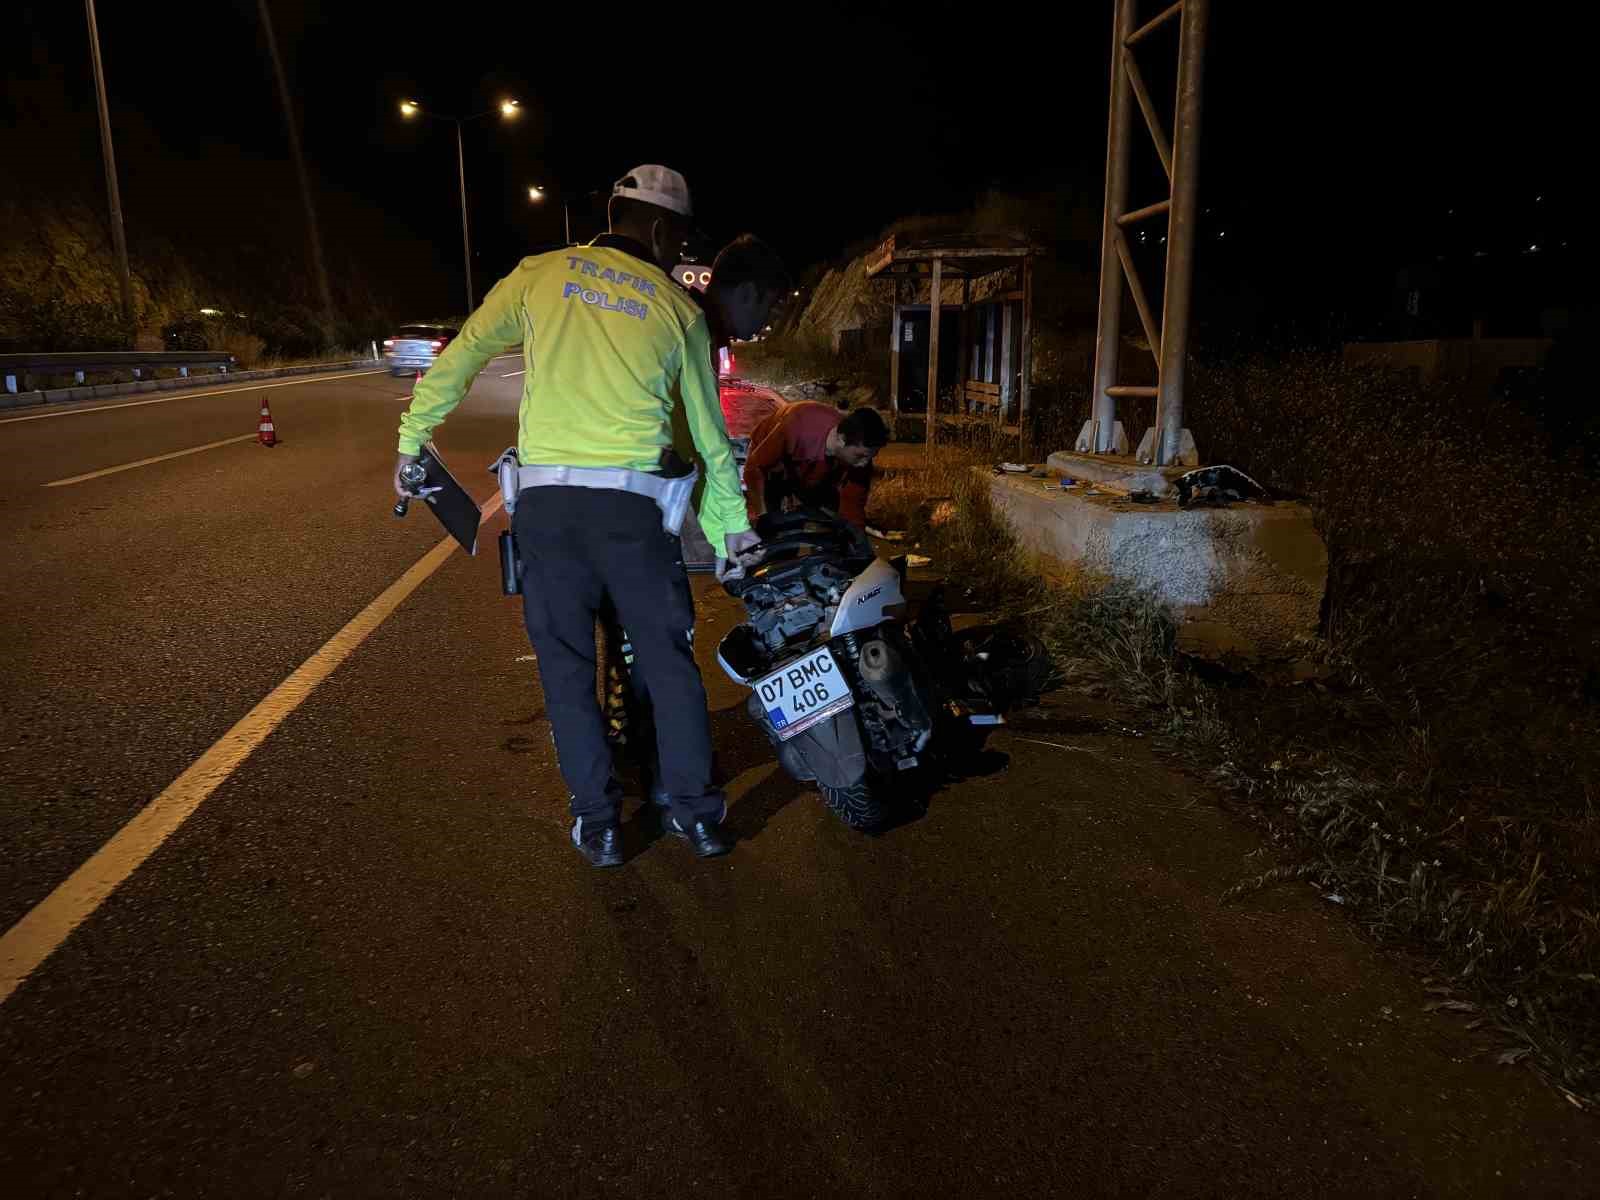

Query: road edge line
44,434,260,487
0,492,505,1008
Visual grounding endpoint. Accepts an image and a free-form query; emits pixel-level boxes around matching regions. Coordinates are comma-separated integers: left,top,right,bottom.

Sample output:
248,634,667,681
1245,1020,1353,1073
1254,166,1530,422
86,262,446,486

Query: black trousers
513,486,724,829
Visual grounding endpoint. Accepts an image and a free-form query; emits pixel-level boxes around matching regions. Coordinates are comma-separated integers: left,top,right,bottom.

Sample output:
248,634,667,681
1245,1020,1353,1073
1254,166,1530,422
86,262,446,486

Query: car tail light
429,339,444,349
383,338,395,348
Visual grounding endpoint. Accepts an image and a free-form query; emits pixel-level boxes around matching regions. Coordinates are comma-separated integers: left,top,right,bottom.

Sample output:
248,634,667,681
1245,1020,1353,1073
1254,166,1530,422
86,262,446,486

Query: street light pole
83,0,133,334
529,186,574,246
454,118,474,313
256,0,336,328
400,98,519,316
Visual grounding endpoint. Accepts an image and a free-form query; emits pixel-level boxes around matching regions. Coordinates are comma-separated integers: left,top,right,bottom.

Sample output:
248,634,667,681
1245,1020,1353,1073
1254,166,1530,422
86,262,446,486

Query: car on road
382,324,458,375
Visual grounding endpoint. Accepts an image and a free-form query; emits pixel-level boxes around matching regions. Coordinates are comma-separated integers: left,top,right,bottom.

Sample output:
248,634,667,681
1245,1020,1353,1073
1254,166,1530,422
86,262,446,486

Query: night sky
6,1,1587,330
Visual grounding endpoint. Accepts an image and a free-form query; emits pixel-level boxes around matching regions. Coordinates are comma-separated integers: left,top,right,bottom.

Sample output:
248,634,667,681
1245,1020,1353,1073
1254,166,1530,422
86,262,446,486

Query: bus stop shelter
865,234,1039,444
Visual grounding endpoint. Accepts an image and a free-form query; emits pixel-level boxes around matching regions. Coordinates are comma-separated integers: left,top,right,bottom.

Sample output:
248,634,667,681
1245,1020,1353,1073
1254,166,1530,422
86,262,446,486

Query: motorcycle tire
819,779,889,831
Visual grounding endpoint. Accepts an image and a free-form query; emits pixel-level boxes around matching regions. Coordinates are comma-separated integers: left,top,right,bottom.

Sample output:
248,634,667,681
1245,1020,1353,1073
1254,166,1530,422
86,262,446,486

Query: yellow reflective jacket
396,236,749,556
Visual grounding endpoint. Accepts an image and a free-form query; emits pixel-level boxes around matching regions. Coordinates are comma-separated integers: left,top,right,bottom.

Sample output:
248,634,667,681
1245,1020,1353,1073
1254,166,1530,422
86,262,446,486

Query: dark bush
161,318,210,351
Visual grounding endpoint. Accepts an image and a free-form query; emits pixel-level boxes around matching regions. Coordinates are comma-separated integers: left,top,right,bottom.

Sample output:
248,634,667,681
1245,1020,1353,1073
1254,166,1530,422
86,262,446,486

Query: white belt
492,449,698,535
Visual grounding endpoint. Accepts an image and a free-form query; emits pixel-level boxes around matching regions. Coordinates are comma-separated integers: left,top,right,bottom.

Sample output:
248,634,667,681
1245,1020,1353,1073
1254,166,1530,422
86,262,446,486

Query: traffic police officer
392,165,759,867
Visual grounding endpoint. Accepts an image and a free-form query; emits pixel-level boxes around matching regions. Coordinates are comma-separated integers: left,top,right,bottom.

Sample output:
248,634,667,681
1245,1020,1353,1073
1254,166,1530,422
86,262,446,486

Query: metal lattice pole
1089,0,1137,454
1082,0,1208,467
1153,0,1208,465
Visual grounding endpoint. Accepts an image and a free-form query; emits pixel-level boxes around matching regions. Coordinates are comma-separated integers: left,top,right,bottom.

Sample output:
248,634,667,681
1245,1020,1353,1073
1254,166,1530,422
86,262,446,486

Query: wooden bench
963,379,1002,415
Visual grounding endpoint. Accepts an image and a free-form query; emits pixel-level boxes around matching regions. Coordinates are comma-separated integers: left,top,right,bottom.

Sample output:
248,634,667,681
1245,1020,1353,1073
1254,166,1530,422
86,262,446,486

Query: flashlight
393,461,428,517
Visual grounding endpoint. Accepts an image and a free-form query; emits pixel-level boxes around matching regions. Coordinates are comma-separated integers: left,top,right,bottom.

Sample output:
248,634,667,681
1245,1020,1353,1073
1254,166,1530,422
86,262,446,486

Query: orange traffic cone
257,399,277,447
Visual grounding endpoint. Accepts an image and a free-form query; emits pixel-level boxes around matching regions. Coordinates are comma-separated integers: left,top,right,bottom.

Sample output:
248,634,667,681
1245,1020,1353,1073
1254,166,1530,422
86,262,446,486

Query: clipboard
410,442,481,555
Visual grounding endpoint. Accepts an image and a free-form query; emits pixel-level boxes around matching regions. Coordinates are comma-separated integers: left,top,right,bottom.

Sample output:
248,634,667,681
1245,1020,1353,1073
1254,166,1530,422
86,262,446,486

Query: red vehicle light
383,338,395,348
429,339,444,349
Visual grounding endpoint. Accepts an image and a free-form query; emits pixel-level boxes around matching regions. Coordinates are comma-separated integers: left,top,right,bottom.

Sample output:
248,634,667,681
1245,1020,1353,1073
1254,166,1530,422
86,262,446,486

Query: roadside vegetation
1,74,449,366
857,353,1599,1111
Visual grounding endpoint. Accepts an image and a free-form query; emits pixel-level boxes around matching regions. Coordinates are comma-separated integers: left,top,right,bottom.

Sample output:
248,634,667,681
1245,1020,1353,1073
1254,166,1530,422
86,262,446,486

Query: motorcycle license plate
754,646,854,740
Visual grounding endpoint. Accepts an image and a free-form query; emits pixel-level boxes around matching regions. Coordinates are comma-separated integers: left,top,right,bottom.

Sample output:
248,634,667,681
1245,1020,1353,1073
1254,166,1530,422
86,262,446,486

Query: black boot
571,818,624,868
666,800,731,858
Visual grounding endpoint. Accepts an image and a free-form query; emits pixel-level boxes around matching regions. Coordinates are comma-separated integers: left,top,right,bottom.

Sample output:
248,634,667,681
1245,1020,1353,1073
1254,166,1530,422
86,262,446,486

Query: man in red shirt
743,403,890,530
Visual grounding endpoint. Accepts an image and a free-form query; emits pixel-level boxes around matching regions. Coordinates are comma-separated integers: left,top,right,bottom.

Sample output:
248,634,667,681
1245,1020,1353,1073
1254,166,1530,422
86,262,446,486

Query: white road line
43,393,416,488
501,369,525,377
0,368,386,426
0,492,505,1008
44,434,259,487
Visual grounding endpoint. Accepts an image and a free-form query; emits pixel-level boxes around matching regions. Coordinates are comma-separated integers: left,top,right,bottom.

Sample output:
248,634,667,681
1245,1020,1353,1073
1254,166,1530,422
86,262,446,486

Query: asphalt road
1,365,1595,1197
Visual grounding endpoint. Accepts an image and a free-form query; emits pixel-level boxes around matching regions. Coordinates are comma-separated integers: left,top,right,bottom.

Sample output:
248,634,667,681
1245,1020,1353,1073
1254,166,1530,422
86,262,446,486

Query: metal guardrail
0,351,238,394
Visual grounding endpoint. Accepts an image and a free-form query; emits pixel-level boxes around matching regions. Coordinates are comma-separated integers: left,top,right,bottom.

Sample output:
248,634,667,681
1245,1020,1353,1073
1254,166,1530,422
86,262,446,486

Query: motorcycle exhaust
855,637,933,756
858,638,894,684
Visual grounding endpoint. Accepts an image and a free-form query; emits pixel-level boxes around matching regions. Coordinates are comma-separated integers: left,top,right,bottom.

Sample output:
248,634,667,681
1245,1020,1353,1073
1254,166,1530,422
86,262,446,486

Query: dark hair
710,234,789,296
837,406,890,449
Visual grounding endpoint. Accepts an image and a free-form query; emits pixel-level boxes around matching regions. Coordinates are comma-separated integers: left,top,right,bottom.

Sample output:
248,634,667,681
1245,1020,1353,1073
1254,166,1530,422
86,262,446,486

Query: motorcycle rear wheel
819,779,889,831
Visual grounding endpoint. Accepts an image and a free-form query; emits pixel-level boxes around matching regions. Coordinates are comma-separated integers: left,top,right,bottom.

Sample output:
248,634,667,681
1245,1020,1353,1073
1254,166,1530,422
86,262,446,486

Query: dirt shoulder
979,676,1597,1193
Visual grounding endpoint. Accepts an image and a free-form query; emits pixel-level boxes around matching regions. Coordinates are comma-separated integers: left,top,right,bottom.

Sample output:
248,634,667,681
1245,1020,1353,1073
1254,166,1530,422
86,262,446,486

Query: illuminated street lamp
527,184,573,246
398,97,522,311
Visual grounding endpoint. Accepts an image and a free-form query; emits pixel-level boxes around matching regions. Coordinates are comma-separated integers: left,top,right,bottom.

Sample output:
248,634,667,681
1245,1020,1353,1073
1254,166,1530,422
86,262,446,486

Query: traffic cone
257,398,277,447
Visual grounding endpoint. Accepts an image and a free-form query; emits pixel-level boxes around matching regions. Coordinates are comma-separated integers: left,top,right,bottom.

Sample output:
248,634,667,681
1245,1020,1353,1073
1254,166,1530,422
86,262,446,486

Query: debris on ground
867,526,907,542
1130,490,1160,504
906,553,932,567
1175,464,1272,508
995,462,1029,474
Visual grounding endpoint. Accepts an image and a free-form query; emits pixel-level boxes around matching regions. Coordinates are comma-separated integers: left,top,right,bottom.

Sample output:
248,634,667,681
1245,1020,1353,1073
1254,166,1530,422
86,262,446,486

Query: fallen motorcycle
716,509,1047,829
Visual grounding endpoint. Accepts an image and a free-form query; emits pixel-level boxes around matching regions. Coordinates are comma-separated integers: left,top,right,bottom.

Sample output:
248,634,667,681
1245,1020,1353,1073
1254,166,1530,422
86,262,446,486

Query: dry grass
868,446,1225,742
205,327,267,368
743,324,1600,1103
1181,354,1600,1106
870,419,1599,1108
734,333,885,389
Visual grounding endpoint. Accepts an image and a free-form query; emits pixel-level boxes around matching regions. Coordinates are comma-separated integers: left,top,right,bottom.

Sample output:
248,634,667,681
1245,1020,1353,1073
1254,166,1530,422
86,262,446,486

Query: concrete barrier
987,468,1327,664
